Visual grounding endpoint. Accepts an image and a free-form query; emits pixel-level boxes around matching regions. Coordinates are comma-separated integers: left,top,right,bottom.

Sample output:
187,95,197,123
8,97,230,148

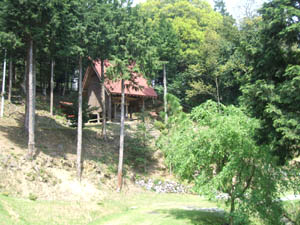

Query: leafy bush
158,100,293,225
125,111,154,172
153,120,165,131
28,193,38,201
282,200,300,225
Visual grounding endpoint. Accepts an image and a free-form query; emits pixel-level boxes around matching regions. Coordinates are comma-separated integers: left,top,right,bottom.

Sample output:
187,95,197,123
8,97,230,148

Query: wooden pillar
114,103,117,121
97,112,100,124
142,98,145,112
130,106,133,120
108,94,112,121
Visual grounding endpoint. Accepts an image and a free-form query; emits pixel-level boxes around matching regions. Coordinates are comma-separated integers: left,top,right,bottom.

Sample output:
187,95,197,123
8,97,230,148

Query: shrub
154,120,165,131
28,193,38,201
158,100,291,225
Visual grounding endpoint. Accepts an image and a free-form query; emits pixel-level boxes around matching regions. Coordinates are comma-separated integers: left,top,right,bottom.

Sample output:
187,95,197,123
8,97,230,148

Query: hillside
0,96,167,201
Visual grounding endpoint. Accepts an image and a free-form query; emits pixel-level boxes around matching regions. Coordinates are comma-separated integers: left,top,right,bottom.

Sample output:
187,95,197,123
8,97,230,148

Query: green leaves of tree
158,100,288,224
240,0,300,163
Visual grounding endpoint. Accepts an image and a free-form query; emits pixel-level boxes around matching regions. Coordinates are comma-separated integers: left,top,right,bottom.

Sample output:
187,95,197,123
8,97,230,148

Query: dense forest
0,0,300,224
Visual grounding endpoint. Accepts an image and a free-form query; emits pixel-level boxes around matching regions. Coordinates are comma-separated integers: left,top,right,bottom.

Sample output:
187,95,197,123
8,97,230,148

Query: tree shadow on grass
157,208,228,225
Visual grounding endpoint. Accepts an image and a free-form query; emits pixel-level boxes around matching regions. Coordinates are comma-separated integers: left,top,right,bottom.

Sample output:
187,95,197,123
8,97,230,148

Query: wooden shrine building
82,60,157,122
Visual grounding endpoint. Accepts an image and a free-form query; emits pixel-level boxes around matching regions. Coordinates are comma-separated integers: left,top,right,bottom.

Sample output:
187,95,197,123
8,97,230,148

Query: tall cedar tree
240,0,300,163
68,0,89,180
1,0,52,158
106,2,158,191
85,0,117,139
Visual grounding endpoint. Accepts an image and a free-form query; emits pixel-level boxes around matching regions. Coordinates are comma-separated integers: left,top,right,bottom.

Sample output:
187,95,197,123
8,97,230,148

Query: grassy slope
0,193,227,225
0,98,227,224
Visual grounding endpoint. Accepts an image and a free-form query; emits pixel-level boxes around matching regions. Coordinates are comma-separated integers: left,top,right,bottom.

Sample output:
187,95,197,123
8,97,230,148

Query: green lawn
0,193,227,225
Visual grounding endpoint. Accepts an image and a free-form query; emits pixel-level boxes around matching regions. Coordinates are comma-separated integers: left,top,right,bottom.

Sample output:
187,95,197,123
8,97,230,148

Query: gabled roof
83,59,157,98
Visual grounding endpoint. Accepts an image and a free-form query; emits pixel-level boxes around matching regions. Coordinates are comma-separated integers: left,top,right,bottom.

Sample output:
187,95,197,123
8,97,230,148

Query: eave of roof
84,59,157,98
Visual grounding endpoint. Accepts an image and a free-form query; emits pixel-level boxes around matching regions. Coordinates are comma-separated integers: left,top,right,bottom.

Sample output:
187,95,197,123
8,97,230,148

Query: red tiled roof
93,60,157,98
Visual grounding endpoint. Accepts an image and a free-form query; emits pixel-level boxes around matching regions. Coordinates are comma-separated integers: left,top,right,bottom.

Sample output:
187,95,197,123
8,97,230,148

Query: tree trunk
101,60,107,139
117,79,125,191
50,59,55,116
27,39,35,159
229,189,235,225
77,55,83,181
8,56,13,103
13,62,16,84
21,60,27,95
215,76,221,112
163,64,168,123
25,57,29,132
0,49,7,118
229,197,235,225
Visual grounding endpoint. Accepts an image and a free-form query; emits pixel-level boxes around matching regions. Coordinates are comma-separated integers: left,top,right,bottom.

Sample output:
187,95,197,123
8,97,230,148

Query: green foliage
125,112,154,171
240,0,300,163
28,193,38,201
153,120,165,131
141,0,240,108
158,100,290,224
283,200,300,225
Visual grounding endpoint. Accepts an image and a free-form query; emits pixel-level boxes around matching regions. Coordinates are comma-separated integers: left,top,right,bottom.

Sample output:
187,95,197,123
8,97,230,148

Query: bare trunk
101,60,107,139
77,55,83,181
0,49,7,117
25,57,29,132
117,79,125,191
27,39,35,159
8,56,13,103
50,59,55,116
13,62,16,84
163,64,168,123
229,196,235,225
215,76,220,112
21,60,27,95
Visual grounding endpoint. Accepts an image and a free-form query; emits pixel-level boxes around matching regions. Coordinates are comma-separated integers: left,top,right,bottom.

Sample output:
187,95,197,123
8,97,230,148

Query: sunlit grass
0,193,227,225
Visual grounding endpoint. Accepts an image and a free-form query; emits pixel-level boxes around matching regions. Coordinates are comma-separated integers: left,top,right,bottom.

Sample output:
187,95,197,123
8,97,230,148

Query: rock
135,178,188,194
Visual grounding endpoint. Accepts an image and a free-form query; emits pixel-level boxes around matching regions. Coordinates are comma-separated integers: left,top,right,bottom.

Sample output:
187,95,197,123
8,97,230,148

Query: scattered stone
215,193,230,200
135,178,188,194
183,206,225,214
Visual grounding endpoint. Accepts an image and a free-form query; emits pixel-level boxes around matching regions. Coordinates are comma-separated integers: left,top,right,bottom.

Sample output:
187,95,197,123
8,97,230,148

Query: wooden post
114,103,117,121
142,98,145,112
130,107,132,120
97,112,100,124
108,94,112,121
